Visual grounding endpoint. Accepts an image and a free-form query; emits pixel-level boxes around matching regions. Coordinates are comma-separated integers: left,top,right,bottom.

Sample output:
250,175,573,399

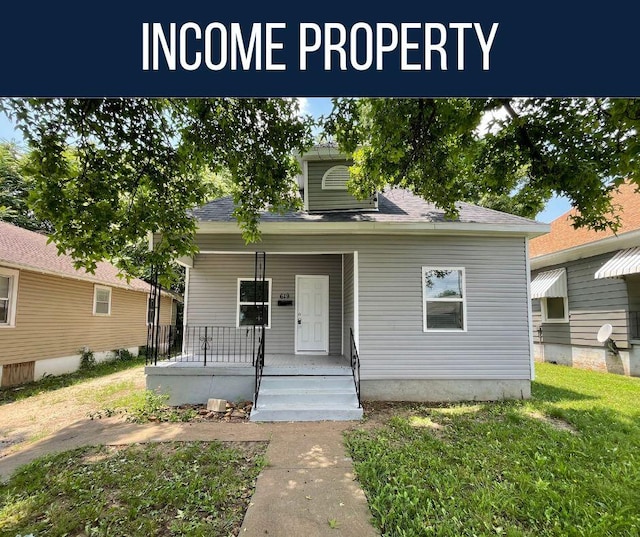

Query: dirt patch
357,400,428,428
145,401,253,423
0,367,146,458
525,410,578,435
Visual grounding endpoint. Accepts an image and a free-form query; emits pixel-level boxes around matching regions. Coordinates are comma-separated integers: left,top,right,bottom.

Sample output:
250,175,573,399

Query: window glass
239,305,268,326
426,301,464,330
147,296,156,324
424,270,463,298
0,276,9,299
239,280,269,303
546,297,566,319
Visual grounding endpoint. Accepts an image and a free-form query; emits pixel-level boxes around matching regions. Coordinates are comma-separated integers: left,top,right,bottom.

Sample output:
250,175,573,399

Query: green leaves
3,97,640,280
0,142,51,232
325,98,640,228
0,98,312,280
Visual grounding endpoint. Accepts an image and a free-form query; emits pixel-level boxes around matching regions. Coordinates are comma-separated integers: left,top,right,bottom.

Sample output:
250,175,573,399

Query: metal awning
595,247,640,279
530,268,567,299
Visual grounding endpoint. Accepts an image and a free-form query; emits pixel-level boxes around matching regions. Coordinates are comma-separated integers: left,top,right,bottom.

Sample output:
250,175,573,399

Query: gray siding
307,160,376,211
187,254,342,355
343,253,354,351
532,252,630,347
193,233,532,380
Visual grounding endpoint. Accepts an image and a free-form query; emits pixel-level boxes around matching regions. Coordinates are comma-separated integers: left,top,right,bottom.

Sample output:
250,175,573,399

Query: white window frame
422,266,467,332
147,294,158,325
236,278,272,329
321,165,350,190
93,285,112,316
0,267,19,328
540,296,569,323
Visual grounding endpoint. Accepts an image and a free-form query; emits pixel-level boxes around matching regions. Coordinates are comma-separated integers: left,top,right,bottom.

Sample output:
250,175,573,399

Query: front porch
145,249,362,420
145,323,362,420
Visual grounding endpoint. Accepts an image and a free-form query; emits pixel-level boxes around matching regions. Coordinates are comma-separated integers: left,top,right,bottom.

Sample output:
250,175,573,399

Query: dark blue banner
2,2,639,97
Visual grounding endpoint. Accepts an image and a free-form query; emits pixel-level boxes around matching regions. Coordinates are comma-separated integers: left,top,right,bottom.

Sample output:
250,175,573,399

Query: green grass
346,363,640,536
0,441,266,537
0,354,146,405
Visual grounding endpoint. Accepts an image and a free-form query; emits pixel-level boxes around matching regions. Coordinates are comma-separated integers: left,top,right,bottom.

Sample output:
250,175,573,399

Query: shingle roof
192,188,541,227
529,181,640,258
0,221,149,292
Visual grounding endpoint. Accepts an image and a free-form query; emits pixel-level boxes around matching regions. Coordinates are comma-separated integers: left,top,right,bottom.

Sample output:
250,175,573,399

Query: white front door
295,275,329,354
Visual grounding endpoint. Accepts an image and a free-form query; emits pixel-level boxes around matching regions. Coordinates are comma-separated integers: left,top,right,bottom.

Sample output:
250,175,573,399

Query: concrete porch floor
152,354,350,370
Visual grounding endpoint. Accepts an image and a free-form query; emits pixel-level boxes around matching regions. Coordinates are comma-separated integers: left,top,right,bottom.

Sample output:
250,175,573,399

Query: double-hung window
0,268,19,327
93,285,112,315
237,278,271,328
422,267,466,331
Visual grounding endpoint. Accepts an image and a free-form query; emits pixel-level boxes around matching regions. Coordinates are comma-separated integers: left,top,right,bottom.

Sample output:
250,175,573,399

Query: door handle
297,313,302,325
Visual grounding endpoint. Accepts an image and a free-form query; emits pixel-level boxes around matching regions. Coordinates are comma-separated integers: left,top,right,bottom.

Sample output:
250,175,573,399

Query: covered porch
145,250,362,418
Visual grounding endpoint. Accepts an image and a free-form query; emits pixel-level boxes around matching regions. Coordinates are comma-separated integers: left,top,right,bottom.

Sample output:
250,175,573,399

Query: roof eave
196,220,549,237
530,228,640,270
0,259,156,295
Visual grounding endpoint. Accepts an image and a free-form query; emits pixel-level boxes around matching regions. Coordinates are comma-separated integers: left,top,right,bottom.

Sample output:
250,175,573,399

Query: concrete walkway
0,418,378,536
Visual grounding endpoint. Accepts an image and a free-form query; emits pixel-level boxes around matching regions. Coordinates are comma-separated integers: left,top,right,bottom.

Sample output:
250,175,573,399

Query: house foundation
361,379,531,402
534,342,639,377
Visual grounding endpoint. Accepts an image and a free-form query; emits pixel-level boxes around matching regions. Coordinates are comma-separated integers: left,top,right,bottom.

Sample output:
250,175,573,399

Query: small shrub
111,348,136,362
79,348,95,370
126,390,171,423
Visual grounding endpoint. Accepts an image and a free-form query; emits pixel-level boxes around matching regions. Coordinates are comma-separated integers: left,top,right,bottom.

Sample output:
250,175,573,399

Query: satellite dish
597,323,613,343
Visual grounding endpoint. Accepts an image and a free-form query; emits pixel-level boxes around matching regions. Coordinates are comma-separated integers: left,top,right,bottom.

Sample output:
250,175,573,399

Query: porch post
146,265,162,366
353,250,359,349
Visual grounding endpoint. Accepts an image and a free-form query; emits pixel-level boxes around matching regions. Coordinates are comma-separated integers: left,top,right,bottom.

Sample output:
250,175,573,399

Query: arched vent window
321,165,350,190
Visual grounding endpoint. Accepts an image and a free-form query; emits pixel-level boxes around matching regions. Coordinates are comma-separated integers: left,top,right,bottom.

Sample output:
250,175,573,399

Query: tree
324,98,640,230
0,98,313,282
3,97,639,282
0,142,51,232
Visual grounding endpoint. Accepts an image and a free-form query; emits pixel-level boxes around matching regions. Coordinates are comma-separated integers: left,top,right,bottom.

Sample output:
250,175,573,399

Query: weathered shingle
192,188,541,226
0,221,149,292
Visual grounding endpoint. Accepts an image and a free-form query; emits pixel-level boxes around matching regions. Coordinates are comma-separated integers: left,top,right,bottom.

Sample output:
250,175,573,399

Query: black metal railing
180,325,264,365
145,266,163,365
253,331,266,405
253,251,267,405
349,328,361,408
630,311,640,340
146,324,183,365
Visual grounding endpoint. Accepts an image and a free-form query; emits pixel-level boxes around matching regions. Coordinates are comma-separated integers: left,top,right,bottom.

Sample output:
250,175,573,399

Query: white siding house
146,145,548,420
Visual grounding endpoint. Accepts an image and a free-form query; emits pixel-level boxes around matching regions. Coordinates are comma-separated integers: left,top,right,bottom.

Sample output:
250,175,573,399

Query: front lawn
346,363,640,536
0,441,266,537
0,354,146,405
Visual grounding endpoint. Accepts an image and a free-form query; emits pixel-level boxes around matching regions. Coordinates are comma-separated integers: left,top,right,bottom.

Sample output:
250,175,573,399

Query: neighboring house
0,221,176,387
146,145,548,421
529,181,640,377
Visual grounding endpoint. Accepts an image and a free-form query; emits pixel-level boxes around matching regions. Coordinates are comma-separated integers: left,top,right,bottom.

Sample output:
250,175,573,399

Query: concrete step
264,365,351,376
250,374,362,422
250,406,363,422
263,366,352,376
259,375,355,391
256,391,360,407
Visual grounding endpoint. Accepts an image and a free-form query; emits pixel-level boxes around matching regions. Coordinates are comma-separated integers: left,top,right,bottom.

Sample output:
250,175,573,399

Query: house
146,145,548,420
0,221,177,387
529,181,640,377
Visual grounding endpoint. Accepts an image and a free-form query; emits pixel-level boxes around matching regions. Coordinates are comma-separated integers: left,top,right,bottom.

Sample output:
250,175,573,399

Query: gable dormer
298,146,378,212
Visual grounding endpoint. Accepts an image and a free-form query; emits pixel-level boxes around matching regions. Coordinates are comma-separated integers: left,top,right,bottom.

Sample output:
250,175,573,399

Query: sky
0,99,570,223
